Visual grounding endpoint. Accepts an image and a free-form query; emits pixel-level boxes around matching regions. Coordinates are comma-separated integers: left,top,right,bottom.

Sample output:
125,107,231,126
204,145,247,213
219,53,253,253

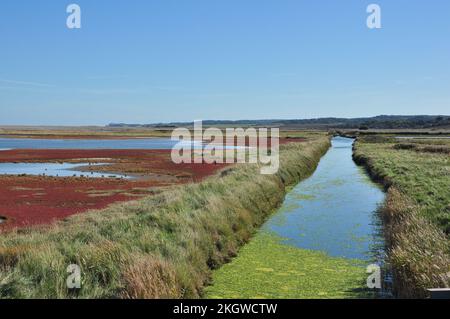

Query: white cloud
0,78,54,88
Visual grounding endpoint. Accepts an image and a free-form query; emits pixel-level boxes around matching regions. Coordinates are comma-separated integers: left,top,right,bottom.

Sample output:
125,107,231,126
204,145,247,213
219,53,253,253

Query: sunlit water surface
264,137,386,261
0,162,129,179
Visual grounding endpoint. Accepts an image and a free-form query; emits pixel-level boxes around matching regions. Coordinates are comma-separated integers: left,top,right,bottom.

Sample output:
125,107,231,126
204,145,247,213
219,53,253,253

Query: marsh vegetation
354,136,450,298
0,135,330,298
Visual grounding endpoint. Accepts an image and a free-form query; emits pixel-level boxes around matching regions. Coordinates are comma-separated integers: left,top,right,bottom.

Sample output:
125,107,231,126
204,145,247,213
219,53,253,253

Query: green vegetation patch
205,232,366,299
354,136,450,297
355,138,450,232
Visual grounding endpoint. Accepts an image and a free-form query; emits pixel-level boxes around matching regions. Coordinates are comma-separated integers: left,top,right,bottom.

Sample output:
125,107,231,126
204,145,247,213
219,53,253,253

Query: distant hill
108,115,450,130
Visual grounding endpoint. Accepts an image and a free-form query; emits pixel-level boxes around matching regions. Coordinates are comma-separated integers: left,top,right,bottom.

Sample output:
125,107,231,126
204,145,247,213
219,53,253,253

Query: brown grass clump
0,246,27,269
121,255,181,299
419,145,450,154
382,188,450,298
393,143,450,154
393,143,417,151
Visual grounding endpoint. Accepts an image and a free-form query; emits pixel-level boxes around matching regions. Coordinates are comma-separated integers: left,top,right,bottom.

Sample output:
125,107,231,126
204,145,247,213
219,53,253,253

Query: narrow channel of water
207,136,389,298
395,136,450,139
264,136,385,261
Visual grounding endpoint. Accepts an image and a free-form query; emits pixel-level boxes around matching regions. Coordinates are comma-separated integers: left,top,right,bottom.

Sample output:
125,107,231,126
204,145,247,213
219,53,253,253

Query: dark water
0,138,180,150
264,137,386,261
395,136,450,139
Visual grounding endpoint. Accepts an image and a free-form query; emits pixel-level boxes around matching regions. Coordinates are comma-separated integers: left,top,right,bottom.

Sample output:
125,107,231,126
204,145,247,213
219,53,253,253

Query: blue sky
0,0,449,125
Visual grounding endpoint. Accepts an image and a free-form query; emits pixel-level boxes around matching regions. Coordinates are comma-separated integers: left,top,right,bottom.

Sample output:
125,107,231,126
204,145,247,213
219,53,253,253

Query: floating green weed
205,232,367,299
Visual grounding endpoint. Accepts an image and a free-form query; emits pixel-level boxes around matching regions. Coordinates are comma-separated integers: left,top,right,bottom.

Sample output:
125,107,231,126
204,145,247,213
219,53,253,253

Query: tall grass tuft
382,188,450,298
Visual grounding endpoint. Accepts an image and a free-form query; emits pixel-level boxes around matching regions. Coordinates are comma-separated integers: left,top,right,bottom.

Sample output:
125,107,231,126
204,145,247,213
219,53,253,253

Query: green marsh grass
0,136,330,298
354,137,450,298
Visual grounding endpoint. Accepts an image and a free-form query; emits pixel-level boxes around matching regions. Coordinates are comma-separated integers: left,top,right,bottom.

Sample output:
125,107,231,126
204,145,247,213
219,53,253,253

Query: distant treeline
108,115,450,130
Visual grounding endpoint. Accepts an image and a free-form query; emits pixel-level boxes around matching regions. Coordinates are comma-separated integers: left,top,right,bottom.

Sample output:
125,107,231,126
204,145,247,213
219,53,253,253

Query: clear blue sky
0,0,449,125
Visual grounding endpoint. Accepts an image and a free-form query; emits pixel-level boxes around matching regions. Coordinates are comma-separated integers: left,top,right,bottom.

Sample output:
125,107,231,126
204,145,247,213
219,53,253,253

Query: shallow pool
0,162,129,179
0,138,183,150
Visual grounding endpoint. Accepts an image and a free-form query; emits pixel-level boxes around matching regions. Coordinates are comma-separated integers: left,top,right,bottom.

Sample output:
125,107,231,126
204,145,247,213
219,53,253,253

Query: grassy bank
0,136,330,298
353,137,450,298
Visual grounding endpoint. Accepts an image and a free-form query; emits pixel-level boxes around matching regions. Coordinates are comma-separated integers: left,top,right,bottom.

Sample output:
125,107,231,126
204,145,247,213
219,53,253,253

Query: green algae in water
291,193,316,201
206,137,385,299
264,137,386,260
205,232,367,299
